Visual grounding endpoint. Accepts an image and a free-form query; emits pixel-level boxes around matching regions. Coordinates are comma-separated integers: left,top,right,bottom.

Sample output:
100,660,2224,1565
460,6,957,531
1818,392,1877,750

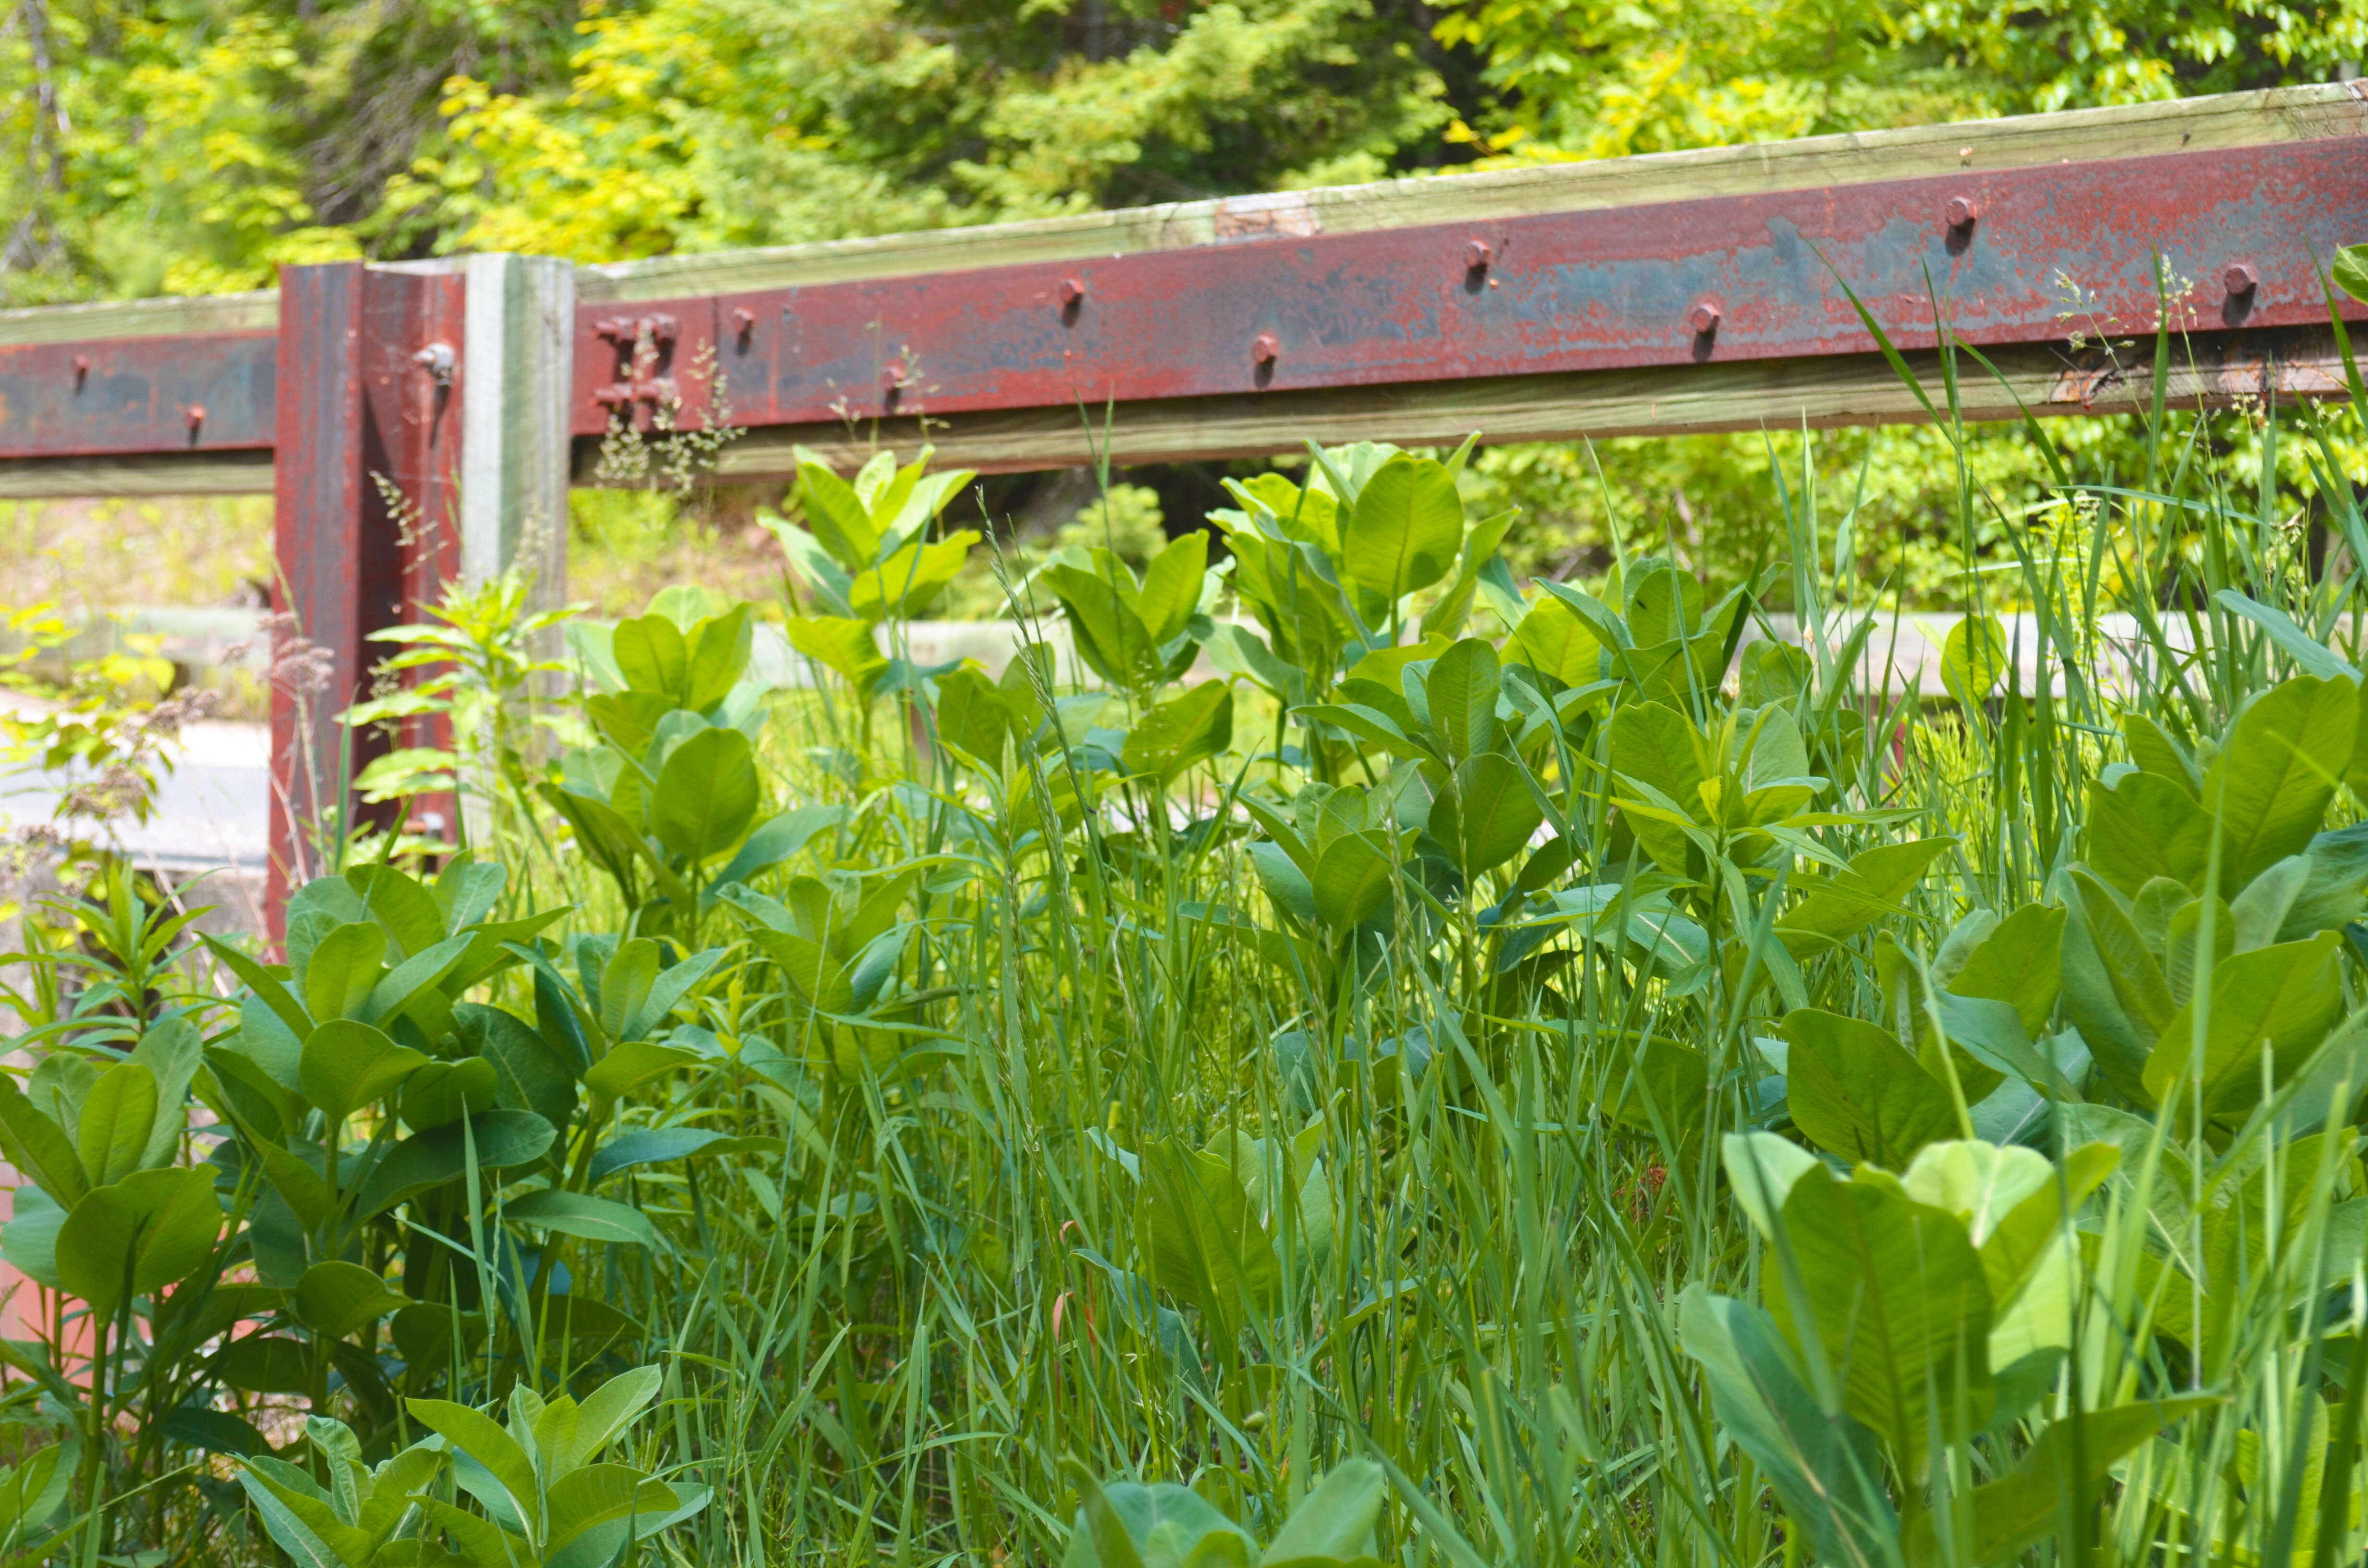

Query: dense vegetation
9,295,2368,1568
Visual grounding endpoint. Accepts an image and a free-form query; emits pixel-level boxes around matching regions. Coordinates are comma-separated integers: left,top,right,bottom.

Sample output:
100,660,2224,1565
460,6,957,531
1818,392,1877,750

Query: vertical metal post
461,254,574,604
266,261,467,934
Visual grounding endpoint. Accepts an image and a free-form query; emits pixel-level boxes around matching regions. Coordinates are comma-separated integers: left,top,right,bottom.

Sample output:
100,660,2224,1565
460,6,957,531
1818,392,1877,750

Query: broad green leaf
784,616,888,701
651,726,761,864
1769,1166,1994,1482
216,1339,312,1395
344,863,448,959
2203,675,2356,889
590,1128,780,1181
460,1003,577,1128
612,612,689,701
57,1166,220,1322
0,1076,86,1208
1259,1458,1384,1565
74,1062,157,1188
2124,714,2202,796
544,1465,679,1567
505,1189,662,1249
0,1441,70,1541
1505,596,1603,687
293,1261,409,1339
1,1186,64,1289
2141,931,2344,1114
300,1019,428,1124
1720,1132,1821,1239
582,1040,704,1102
760,515,857,617
1609,1039,1709,1145
1432,751,1543,878
1249,842,1319,925
1309,833,1393,931
1121,681,1234,785
1132,530,1210,646
1941,613,2010,712
1781,1009,1961,1167
740,926,855,1014
1977,1143,2119,1308
682,603,753,710
848,532,979,623
360,931,471,1029
302,922,386,1025
598,937,660,1043
794,454,884,568
1901,1396,2220,1568
2060,870,2176,1100
355,1111,558,1219
707,805,844,897
1141,1139,1281,1353
201,934,313,1041
1425,638,1502,764
405,1398,541,1537
1899,1140,2052,1248
1946,903,2065,1036
2085,772,2212,897
2335,243,2368,305
1066,1473,1253,1568
1342,456,1462,603
933,667,1008,769
398,1057,500,1130
127,1017,203,1170
1678,1287,1898,1567
234,1457,372,1568
1609,701,1705,814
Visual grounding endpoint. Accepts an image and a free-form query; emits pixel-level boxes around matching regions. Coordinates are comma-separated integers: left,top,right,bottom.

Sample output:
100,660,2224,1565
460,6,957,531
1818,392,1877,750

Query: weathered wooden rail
2,84,2363,923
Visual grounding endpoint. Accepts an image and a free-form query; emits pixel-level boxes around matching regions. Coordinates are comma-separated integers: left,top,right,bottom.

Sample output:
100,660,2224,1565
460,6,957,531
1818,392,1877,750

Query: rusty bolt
2224,261,2260,296
1946,196,1978,230
1464,239,1494,270
730,306,756,337
882,357,909,390
1689,301,1722,335
413,342,457,386
1058,276,1086,308
1251,332,1281,366
185,404,206,430
71,353,89,379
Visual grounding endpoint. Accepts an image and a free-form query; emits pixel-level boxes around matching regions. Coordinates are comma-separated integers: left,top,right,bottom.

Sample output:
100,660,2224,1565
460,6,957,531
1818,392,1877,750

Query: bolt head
1688,302,1721,335
1058,276,1086,307
882,357,909,389
1464,239,1494,270
1946,196,1978,229
2224,262,2260,296
1251,332,1280,365
184,404,206,429
730,306,756,333
71,354,89,375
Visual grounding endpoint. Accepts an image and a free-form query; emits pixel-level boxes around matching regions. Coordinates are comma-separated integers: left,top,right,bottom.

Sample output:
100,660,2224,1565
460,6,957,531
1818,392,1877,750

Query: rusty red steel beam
0,330,276,459
11,139,2366,471
266,261,465,929
571,139,2368,440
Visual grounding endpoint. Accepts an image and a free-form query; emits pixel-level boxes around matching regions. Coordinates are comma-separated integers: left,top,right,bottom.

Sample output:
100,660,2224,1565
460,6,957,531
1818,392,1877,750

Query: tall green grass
6,320,2368,1568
